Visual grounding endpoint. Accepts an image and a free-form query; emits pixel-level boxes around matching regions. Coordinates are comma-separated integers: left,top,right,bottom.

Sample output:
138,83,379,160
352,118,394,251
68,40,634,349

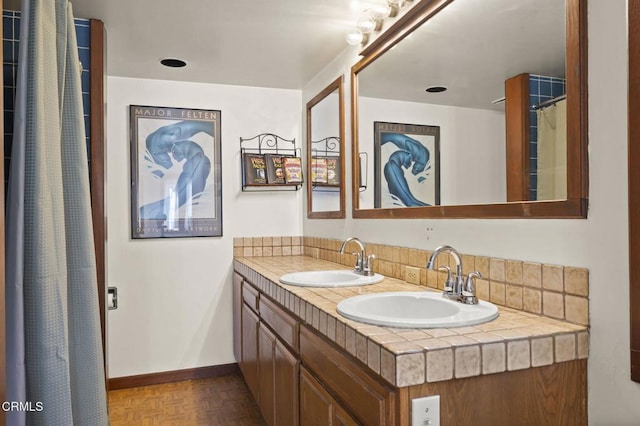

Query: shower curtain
5,0,109,424
536,99,567,200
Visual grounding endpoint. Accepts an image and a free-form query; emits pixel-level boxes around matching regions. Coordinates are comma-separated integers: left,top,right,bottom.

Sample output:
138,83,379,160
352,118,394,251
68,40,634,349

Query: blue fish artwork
380,132,432,207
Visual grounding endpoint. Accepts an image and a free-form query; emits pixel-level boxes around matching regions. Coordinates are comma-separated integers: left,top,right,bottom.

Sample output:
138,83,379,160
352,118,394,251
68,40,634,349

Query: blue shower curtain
5,0,109,424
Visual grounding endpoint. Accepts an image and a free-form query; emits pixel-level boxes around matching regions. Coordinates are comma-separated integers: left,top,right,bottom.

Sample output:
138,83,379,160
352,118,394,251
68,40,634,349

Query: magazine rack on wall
310,136,340,192
239,133,303,191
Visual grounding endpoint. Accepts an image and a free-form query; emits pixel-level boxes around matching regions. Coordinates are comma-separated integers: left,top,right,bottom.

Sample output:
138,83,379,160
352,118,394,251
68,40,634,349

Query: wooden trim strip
566,0,589,200
108,363,241,390
89,19,107,379
629,0,640,383
352,198,586,219
505,73,531,202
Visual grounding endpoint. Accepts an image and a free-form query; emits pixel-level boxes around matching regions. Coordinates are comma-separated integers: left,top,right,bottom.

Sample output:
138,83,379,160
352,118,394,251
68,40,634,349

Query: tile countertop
234,255,589,388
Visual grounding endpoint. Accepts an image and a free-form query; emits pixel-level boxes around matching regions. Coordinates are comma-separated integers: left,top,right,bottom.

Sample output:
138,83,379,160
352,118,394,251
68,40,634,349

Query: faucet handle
366,253,376,265
364,254,376,276
462,271,481,304
352,252,363,271
438,266,455,293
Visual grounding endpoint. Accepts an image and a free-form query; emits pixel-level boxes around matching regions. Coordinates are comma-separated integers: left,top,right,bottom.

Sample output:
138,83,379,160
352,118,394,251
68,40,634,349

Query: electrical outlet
412,395,440,426
405,266,421,285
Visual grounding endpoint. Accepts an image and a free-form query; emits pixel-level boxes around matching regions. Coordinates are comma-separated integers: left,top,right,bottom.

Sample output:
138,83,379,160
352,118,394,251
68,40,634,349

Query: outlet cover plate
406,266,421,285
412,395,440,426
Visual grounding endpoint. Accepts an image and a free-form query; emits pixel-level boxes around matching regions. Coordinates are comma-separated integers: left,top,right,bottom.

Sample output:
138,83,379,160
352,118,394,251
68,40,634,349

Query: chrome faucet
339,237,376,276
426,245,481,305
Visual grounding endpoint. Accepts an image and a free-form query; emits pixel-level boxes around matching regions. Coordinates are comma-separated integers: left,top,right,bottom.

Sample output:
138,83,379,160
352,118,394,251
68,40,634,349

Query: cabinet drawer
300,326,396,426
242,282,259,311
259,296,299,351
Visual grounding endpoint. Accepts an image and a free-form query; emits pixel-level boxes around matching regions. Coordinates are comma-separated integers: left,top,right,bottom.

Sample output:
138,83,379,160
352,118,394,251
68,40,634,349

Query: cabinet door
259,323,276,426
241,302,260,402
300,367,358,426
260,323,300,426
274,339,299,426
232,272,243,363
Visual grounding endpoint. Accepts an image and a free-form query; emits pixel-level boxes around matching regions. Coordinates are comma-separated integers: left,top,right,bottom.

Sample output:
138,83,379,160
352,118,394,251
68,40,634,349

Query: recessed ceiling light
160,58,187,68
425,86,447,93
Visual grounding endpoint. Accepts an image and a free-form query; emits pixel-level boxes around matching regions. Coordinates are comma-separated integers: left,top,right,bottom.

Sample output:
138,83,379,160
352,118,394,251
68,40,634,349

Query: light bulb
357,16,376,34
370,4,391,20
345,31,364,46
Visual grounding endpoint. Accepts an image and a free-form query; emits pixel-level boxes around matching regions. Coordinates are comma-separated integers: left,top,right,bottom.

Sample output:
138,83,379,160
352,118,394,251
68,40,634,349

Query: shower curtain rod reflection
532,94,566,110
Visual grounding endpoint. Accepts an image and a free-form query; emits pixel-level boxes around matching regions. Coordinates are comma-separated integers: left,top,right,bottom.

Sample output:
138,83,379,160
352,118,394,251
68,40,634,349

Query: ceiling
359,0,565,111
5,0,358,89
4,0,566,101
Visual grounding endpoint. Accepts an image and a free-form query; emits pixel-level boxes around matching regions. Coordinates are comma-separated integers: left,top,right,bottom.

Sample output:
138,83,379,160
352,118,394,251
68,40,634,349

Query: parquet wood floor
108,373,265,425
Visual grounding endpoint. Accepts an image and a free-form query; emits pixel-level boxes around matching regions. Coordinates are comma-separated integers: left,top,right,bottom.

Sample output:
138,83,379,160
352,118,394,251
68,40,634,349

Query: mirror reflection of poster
374,122,440,208
130,105,222,238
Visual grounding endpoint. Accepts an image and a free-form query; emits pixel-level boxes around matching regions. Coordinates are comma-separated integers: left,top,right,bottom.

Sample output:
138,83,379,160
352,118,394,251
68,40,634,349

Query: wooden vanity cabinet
258,324,277,423
234,264,588,426
300,325,397,426
234,270,396,425
258,321,299,426
300,366,358,426
240,288,260,402
232,272,242,363
235,275,299,425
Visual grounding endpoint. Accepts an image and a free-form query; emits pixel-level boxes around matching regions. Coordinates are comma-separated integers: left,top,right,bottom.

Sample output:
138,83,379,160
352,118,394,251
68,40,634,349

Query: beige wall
302,1,639,424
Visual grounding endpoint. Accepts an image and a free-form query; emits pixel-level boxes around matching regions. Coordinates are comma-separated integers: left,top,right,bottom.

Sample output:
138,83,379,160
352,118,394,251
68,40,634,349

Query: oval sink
279,270,384,287
336,291,499,328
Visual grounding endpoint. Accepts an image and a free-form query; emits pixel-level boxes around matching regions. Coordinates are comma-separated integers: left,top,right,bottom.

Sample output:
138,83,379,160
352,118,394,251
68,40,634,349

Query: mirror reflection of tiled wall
528,74,567,200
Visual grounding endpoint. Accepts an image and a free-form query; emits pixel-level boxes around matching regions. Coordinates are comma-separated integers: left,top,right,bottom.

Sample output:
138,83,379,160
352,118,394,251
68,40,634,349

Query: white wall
358,96,506,207
107,77,302,378
303,1,639,424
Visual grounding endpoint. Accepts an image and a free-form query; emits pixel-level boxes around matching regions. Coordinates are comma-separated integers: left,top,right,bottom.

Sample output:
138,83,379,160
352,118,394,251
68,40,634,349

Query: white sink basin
279,270,384,287
336,291,499,328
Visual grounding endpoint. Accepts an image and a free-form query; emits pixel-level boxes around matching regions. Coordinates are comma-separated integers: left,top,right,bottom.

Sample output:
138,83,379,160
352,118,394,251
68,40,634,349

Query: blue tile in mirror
528,74,566,201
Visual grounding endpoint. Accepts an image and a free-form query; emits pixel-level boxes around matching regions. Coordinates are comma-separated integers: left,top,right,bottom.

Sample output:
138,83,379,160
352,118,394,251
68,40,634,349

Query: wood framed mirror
307,76,346,219
351,0,588,219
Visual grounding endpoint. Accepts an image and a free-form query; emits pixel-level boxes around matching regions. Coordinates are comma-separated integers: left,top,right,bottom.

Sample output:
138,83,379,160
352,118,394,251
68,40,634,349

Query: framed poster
130,105,222,238
373,121,440,208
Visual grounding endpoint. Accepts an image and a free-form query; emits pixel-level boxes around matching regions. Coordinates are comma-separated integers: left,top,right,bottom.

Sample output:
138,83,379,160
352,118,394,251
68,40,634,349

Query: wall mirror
351,0,587,218
307,76,346,218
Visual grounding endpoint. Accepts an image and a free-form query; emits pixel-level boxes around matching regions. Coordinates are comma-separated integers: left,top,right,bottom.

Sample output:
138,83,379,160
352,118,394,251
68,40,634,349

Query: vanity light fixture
160,58,187,68
346,0,412,46
425,86,447,93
